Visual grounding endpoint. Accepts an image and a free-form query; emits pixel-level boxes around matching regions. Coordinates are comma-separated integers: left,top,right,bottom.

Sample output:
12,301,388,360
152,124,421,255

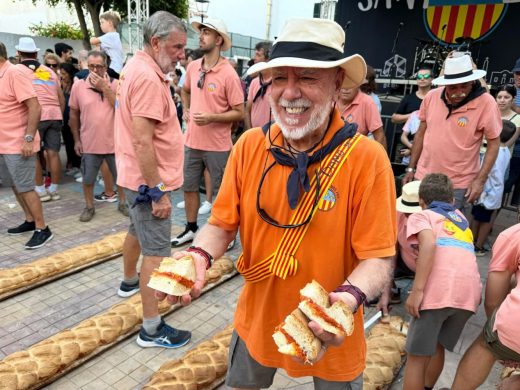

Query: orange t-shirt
184,57,245,151
208,109,397,381
0,61,40,154
69,78,118,154
17,63,62,121
416,88,502,189
247,76,271,129
114,51,184,191
489,224,520,354
341,91,383,135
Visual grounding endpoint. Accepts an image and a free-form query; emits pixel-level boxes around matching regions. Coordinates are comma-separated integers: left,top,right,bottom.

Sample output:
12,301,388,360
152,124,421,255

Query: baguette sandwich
298,280,354,336
147,255,196,296
272,309,322,364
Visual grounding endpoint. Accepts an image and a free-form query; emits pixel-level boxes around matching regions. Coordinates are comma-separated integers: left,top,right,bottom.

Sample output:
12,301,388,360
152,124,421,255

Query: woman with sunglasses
43,53,60,75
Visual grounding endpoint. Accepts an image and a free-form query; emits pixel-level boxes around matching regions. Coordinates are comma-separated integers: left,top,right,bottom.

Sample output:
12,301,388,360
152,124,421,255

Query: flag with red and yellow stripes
424,2,508,44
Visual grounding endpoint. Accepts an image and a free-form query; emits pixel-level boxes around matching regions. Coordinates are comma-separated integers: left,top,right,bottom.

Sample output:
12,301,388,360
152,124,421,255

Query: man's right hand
151,194,171,219
402,171,415,185
74,141,83,156
154,250,207,306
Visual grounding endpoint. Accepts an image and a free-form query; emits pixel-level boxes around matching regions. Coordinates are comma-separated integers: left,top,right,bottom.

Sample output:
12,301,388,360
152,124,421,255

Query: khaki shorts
81,154,117,185
0,154,36,193
483,309,520,362
406,308,473,356
38,120,62,151
225,330,363,390
183,146,230,193
124,189,172,258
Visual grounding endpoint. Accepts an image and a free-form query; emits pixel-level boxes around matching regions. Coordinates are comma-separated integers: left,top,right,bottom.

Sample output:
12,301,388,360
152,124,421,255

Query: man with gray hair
114,11,191,349
0,41,53,249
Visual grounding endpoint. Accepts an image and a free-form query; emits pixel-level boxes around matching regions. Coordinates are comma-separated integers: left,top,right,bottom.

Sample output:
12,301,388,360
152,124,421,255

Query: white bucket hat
15,37,40,53
433,53,486,86
191,18,232,52
396,181,422,214
246,18,366,89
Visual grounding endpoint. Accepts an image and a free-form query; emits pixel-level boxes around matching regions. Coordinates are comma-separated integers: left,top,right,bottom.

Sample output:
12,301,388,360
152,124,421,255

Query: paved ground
0,170,516,389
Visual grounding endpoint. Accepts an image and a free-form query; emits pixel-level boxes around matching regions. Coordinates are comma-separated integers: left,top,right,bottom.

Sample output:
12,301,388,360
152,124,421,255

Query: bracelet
333,281,367,313
186,246,213,270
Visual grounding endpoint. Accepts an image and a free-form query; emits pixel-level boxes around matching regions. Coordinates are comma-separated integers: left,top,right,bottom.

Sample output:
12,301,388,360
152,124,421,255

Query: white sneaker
176,200,185,209
75,176,83,183
171,228,196,247
198,201,212,215
37,190,51,202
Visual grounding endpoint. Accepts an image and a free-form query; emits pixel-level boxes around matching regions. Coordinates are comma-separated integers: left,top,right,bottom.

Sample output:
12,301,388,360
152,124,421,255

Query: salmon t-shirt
0,61,40,154
184,58,244,151
208,109,397,381
17,63,62,121
341,90,383,135
247,76,271,129
489,224,520,354
114,50,184,191
397,211,417,272
407,209,482,312
416,88,502,189
69,78,118,154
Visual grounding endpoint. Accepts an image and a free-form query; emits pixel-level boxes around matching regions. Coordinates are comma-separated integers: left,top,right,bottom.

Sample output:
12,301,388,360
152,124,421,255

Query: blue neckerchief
428,201,469,230
269,122,357,209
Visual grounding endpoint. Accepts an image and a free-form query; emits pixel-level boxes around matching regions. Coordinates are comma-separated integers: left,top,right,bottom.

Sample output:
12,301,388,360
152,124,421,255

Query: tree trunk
72,0,91,49
86,0,103,37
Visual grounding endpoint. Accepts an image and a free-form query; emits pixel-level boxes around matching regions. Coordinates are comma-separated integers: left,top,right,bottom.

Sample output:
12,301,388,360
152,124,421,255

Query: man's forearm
372,128,387,150
209,107,244,123
344,257,393,301
24,97,41,136
477,137,500,183
193,222,238,261
132,117,163,187
391,113,409,124
69,109,81,143
408,121,426,168
181,89,190,111
103,85,116,107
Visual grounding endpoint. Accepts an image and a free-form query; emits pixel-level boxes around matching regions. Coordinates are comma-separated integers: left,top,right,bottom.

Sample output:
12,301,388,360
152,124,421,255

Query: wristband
186,246,213,270
333,283,367,313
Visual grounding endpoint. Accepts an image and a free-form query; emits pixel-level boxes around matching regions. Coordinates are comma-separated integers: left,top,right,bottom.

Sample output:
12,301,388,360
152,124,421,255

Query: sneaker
7,220,35,235
49,191,60,201
25,226,53,249
73,171,82,179
226,239,236,252
75,176,83,183
94,191,118,203
118,202,129,217
176,200,185,209
79,207,95,222
37,190,51,202
117,279,140,297
475,246,488,257
390,288,401,304
65,167,80,177
171,226,196,247
198,200,212,215
136,320,191,349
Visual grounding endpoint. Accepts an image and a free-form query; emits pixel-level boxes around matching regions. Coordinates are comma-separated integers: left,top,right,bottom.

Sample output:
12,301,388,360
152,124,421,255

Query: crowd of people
1,9,520,390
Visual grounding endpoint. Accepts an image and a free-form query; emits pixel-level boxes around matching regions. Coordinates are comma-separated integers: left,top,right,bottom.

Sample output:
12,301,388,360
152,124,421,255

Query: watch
24,134,34,142
405,167,415,173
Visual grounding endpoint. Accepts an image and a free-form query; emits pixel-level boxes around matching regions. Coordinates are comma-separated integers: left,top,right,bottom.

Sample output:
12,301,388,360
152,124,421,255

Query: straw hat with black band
191,18,232,52
246,18,366,89
396,181,422,214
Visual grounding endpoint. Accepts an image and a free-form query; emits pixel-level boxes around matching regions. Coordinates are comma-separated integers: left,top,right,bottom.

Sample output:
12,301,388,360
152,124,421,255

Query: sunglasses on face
45,63,58,68
417,74,431,80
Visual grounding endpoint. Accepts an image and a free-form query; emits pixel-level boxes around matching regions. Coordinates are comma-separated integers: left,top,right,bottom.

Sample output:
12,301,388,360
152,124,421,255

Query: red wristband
186,246,213,270
333,283,367,313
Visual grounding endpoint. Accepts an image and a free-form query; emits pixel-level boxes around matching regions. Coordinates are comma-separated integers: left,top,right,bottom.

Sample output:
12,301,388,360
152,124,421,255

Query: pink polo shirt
397,212,417,272
184,57,245,151
114,50,184,191
17,63,62,121
489,224,520,354
407,209,482,313
416,88,502,189
0,61,40,154
247,76,271,129
341,91,383,135
69,78,118,154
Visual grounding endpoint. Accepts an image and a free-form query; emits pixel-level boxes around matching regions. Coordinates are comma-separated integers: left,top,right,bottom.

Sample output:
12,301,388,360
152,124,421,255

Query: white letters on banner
357,0,422,11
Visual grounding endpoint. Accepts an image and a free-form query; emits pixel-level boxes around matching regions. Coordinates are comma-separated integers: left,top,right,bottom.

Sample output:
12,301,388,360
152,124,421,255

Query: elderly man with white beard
154,18,397,388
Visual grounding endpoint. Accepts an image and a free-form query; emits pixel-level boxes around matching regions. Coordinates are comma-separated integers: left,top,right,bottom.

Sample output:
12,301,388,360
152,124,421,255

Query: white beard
269,96,332,141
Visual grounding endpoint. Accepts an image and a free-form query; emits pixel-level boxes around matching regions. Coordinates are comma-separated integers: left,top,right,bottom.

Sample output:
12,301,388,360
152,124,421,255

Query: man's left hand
465,179,485,204
88,72,108,91
21,141,34,157
192,112,213,126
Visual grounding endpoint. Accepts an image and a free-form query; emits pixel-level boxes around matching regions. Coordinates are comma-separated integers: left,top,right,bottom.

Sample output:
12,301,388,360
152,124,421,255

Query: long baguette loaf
363,316,408,389
0,257,235,390
143,325,234,390
0,232,126,295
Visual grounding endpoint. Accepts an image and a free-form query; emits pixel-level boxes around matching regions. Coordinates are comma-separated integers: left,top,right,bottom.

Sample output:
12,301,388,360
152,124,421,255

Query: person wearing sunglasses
157,18,397,389
391,65,433,125
16,37,65,204
171,18,244,247
43,53,60,75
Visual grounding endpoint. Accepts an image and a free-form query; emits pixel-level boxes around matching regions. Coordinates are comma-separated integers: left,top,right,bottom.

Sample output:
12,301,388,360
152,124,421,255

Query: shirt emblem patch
207,82,217,92
346,114,354,123
318,187,338,212
457,117,468,127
